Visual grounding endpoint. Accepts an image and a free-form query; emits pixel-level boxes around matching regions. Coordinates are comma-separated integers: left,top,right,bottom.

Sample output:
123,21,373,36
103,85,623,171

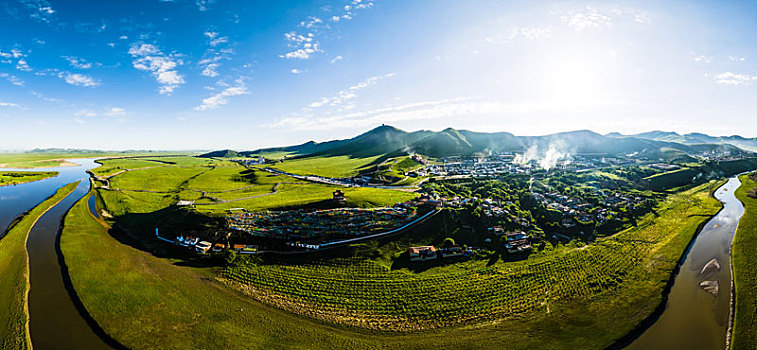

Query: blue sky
1,0,757,150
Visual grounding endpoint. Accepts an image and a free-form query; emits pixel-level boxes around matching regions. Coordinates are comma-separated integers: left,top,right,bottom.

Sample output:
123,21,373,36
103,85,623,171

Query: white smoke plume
514,142,573,171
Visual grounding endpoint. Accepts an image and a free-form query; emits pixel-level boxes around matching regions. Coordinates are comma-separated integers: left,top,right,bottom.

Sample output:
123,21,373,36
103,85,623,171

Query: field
222,181,723,332
0,182,78,350
270,155,380,178
0,171,58,187
0,151,190,169
95,156,417,217
730,172,757,350
61,176,726,349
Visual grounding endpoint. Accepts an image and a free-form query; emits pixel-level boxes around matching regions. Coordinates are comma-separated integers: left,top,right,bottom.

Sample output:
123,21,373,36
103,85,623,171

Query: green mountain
198,149,240,158
611,130,757,152
229,125,755,161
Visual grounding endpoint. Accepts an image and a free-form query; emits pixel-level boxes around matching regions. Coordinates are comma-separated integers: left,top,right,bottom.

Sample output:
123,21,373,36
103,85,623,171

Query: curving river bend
0,159,112,349
625,176,745,349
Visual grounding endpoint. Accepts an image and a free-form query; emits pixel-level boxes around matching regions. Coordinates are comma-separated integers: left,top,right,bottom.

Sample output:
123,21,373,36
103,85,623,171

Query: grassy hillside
731,172,757,349
62,180,723,349
0,171,58,187
643,158,757,191
0,182,78,350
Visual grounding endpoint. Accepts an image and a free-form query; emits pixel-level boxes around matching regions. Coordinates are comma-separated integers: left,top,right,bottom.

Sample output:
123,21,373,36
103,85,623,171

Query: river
0,159,113,349
625,176,745,349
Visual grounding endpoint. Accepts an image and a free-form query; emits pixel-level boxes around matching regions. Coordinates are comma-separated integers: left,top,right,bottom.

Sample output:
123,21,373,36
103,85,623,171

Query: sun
542,57,604,107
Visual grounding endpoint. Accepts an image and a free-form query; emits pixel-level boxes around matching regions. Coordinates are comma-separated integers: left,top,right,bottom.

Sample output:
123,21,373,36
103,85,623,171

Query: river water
625,176,745,349
0,159,112,349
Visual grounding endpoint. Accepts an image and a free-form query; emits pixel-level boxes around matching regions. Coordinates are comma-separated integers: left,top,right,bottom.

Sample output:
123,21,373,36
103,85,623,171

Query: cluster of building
532,190,651,228
226,207,416,241
408,244,476,262
154,229,258,254
488,228,532,253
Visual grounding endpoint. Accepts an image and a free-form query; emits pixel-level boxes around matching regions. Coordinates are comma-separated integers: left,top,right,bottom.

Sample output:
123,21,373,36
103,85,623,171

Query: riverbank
0,171,59,187
0,182,78,349
730,172,757,349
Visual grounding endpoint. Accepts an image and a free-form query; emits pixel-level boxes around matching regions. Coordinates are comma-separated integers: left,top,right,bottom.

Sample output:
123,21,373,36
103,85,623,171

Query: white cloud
63,73,100,87
74,118,85,124
713,72,757,86
562,7,613,30
199,31,234,78
104,107,126,117
0,73,24,86
729,55,747,62
18,0,56,23
204,31,229,47
128,43,185,94
15,59,32,72
280,1,375,60
291,69,303,74
330,55,343,64
0,102,19,107
303,73,395,111
195,81,249,111
694,55,713,63
75,109,98,117
196,0,215,11
62,55,95,69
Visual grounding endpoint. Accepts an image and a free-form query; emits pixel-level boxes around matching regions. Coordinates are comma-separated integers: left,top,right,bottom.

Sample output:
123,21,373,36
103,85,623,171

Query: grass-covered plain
731,172,757,350
96,157,417,216
270,155,380,178
0,171,58,187
0,182,78,350
0,151,189,169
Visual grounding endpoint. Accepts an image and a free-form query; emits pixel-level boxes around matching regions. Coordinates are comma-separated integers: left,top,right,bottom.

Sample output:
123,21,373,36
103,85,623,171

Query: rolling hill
222,125,755,161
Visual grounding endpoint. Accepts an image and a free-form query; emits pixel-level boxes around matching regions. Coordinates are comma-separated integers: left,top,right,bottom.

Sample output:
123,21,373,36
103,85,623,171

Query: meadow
94,156,417,217
0,171,58,187
0,151,188,169
0,182,78,350
730,172,757,350
270,155,380,178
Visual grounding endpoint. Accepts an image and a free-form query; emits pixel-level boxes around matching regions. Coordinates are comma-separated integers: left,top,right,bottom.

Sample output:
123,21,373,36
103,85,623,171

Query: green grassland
0,182,78,350
0,151,190,169
90,158,171,177
95,157,417,217
64,177,724,349
270,155,380,178
0,171,58,187
731,172,757,350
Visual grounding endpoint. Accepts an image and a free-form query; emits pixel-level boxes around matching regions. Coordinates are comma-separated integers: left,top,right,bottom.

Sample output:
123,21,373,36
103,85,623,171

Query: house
504,231,531,254
440,245,463,258
409,246,437,262
195,241,212,253
332,190,346,203
489,226,505,235
212,243,226,252
561,217,576,228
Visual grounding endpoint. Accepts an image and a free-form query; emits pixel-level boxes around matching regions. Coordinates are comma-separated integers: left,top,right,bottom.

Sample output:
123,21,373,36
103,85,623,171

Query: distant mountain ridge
220,125,756,160
609,130,757,152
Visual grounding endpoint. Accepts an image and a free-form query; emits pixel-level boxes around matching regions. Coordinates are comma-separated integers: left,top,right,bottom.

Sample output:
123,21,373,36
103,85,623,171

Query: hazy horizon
3,0,757,150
